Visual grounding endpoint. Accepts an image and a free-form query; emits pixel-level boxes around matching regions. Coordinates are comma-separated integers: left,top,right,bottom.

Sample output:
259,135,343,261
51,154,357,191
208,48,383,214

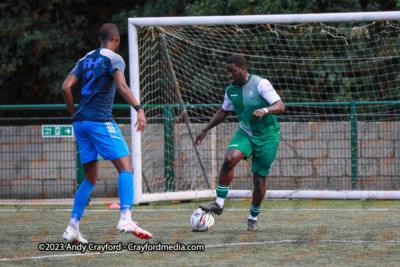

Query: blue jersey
70,48,125,122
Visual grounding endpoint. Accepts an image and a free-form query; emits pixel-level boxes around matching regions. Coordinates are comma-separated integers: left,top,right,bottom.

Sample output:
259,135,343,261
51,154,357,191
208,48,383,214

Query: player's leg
247,136,279,231
200,129,250,215
111,156,152,239
247,173,267,231
89,121,134,221
203,149,246,212
219,149,247,185
63,121,99,243
112,155,133,220
91,121,151,240
72,161,99,222
66,160,98,237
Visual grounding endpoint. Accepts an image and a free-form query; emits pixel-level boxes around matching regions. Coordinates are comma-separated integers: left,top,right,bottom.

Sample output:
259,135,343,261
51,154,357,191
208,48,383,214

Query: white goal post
128,11,400,204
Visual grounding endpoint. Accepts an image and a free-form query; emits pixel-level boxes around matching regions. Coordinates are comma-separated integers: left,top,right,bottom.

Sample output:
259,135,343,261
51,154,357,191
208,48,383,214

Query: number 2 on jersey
81,70,95,94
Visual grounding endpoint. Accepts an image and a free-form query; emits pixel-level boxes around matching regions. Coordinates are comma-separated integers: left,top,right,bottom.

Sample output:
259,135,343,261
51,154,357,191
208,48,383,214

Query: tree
0,0,397,109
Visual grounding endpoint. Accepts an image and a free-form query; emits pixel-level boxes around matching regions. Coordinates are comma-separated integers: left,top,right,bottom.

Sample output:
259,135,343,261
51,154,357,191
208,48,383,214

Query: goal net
128,12,400,203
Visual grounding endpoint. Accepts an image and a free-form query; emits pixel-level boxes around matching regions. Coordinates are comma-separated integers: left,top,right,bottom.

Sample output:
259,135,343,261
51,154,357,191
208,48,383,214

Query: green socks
250,203,261,217
216,183,229,199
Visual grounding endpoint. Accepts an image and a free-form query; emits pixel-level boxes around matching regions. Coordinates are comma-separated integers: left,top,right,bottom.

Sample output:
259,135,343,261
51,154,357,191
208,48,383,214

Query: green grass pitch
1,199,400,266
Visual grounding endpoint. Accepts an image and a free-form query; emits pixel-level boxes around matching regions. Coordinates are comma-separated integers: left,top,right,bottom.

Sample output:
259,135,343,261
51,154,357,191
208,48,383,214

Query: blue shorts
73,121,130,165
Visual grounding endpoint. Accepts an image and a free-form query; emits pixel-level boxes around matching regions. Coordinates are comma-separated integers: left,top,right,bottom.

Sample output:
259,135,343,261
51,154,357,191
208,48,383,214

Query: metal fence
0,117,125,201
0,104,399,202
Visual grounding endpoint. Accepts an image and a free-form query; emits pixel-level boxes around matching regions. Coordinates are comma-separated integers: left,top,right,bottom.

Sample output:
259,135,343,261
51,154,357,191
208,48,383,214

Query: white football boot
62,225,88,244
117,220,152,240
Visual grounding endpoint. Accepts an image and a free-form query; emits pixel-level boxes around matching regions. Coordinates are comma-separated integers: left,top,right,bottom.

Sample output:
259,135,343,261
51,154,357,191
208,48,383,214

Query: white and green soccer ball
191,208,215,232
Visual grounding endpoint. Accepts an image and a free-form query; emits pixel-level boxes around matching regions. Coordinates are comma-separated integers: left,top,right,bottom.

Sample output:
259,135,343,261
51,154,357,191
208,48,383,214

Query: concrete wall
0,125,76,199
141,122,399,192
0,122,399,199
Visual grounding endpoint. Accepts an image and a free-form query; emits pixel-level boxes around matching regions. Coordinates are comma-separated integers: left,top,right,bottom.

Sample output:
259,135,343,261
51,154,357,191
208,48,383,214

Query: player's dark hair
99,23,119,42
226,54,247,67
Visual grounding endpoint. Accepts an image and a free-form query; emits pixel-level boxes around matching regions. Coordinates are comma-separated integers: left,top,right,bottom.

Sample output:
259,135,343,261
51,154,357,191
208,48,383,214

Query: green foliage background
0,0,399,107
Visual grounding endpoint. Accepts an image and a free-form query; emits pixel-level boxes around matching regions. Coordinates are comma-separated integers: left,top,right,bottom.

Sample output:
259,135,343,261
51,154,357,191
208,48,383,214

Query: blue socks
71,180,94,221
70,171,134,223
119,171,133,221
118,171,133,211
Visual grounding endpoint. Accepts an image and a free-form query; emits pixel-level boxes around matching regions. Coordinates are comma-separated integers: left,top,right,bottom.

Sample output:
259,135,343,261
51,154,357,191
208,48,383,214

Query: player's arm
196,90,233,146
195,108,230,146
114,69,146,132
253,99,285,119
61,74,79,117
253,79,285,120
203,108,230,132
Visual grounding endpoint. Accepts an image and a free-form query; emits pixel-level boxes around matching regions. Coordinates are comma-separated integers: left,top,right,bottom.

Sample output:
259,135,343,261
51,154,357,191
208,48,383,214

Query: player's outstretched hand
195,129,207,146
135,110,146,132
253,108,267,121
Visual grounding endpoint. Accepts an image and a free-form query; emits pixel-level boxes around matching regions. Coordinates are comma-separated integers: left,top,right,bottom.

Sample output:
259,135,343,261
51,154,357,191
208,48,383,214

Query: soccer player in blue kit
61,23,152,243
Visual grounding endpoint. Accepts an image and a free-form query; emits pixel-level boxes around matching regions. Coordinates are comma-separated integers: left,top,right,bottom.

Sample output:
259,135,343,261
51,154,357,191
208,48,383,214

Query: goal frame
128,11,400,204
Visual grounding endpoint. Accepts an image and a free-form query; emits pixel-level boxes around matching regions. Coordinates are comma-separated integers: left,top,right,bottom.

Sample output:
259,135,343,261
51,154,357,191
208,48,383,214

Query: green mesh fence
0,104,399,201
0,118,79,200
0,115,123,201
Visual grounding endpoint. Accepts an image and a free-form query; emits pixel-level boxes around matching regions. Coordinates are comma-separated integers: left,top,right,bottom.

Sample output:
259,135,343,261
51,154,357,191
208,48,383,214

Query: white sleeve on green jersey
258,79,281,105
222,90,234,111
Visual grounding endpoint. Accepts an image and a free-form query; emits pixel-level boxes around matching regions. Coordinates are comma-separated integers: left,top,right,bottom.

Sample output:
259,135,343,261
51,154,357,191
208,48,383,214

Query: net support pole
75,143,89,204
164,106,175,191
210,127,218,186
350,102,358,190
128,23,143,205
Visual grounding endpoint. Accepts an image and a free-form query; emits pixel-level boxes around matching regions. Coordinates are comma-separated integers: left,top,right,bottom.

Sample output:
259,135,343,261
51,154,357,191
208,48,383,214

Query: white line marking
0,208,399,212
1,240,399,262
206,240,400,248
0,251,124,262
265,208,400,211
0,209,119,212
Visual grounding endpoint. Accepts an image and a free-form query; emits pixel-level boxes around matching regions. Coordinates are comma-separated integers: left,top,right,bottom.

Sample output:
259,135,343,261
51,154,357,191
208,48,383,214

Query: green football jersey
225,74,280,139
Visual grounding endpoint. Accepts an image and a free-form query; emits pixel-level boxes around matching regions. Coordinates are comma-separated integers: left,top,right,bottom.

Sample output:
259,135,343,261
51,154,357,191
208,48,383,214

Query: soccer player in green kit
195,54,285,231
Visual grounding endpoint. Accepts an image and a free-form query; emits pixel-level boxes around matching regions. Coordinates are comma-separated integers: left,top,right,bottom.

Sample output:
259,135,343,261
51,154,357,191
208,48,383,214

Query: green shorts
227,127,279,177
